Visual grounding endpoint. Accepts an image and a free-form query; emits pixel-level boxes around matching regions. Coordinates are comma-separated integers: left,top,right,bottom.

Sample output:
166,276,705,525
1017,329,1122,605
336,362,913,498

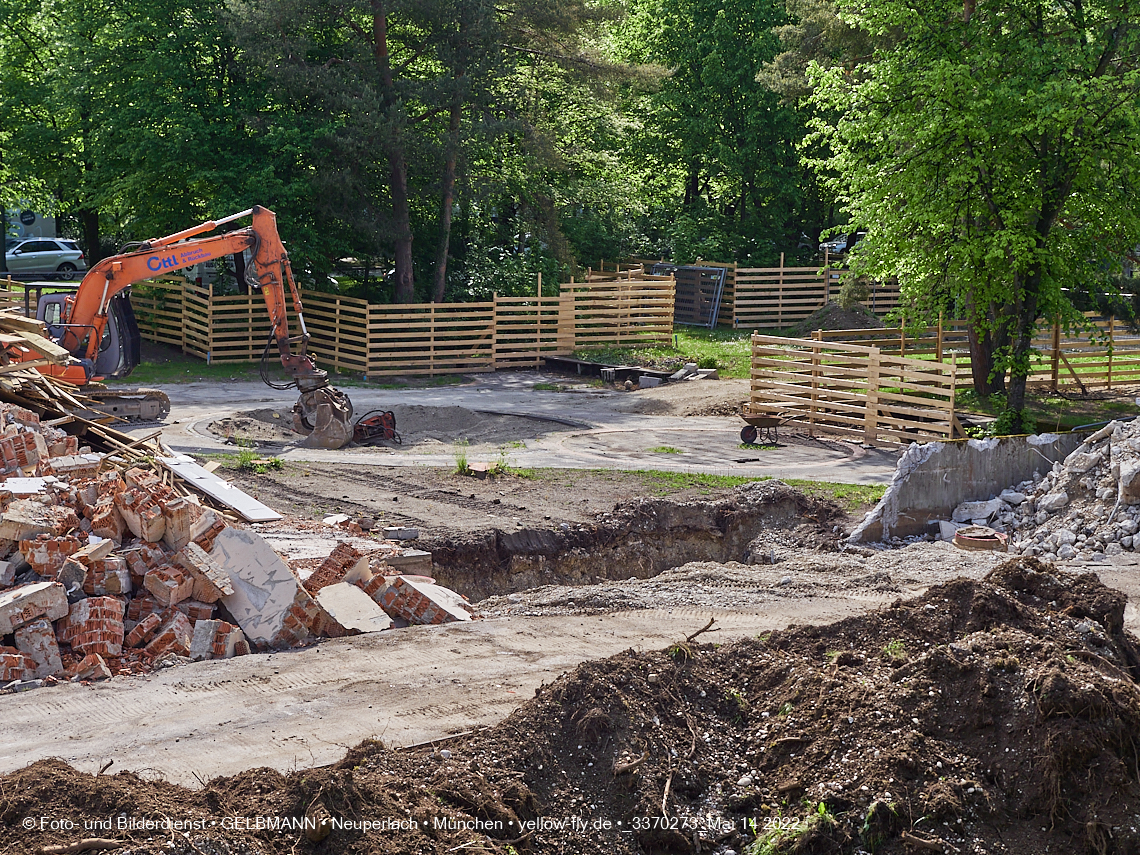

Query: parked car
820,230,867,256
3,238,87,280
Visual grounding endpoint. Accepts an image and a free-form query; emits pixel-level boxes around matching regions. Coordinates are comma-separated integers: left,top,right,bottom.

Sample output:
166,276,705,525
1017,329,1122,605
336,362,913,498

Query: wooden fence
129,274,674,377
732,262,900,330
631,258,902,330
812,314,1140,392
749,334,962,446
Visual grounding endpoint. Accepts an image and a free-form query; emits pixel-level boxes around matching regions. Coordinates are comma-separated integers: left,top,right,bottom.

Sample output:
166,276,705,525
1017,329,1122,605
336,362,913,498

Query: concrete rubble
0,402,475,693
943,419,1140,562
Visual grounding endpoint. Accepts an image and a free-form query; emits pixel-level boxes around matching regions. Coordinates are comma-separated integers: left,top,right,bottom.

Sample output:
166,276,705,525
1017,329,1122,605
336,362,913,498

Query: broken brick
303,541,368,595
143,566,194,607
126,595,162,622
144,610,193,657
191,509,227,552
19,533,82,577
73,653,112,681
0,647,36,682
376,576,473,626
125,612,162,647
161,497,194,551
59,595,126,657
14,617,62,677
174,600,215,623
172,542,233,603
189,619,244,661
0,581,69,634
0,499,78,541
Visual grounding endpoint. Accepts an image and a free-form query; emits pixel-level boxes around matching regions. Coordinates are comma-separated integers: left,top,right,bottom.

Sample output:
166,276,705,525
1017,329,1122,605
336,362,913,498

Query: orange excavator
21,206,355,449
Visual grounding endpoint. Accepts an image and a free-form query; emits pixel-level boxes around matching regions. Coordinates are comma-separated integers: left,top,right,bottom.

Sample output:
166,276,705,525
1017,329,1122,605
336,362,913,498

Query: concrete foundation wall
849,433,1086,543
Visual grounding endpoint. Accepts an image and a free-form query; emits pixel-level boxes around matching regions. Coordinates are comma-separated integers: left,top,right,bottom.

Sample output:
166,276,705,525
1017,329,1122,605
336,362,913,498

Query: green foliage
453,440,471,476
883,639,906,661
782,479,885,511
808,0,1140,409
648,446,682,454
575,327,754,379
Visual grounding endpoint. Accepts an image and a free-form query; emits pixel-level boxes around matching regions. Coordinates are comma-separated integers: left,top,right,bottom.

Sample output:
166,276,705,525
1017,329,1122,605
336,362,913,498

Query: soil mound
785,300,884,337
208,404,573,447
4,558,1137,855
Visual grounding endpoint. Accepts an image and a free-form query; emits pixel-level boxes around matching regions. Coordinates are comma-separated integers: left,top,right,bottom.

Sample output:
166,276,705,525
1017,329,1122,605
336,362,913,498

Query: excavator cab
38,291,140,380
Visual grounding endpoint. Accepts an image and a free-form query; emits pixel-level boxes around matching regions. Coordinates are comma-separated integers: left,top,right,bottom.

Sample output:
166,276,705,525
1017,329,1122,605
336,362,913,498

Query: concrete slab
210,527,306,646
315,583,394,633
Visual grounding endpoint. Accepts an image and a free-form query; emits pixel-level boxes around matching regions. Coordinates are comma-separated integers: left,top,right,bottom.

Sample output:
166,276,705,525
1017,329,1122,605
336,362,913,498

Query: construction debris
0,358,475,691
944,418,1140,562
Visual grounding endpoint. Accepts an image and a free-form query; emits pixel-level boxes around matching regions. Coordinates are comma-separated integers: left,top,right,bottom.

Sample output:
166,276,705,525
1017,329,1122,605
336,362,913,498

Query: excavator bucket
292,387,354,449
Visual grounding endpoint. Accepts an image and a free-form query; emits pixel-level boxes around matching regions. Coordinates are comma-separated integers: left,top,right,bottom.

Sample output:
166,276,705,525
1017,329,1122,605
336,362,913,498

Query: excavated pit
420,481,845,600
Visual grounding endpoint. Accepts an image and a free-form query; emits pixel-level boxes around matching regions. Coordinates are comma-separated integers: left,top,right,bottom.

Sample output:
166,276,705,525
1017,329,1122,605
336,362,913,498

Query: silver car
4,237,87,280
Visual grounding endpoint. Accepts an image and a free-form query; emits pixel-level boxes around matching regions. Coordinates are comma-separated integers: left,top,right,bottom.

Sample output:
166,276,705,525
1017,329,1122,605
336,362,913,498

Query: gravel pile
950,420,1140,561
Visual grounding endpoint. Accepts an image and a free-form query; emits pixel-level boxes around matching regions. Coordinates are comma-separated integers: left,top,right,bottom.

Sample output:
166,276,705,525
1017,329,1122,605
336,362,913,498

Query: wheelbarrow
739,407,804,445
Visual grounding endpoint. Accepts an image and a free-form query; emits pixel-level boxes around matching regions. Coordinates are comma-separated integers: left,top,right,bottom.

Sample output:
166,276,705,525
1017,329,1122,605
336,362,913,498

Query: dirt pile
784,300,884,337
957,419,1140,561
425,480,845,599
209,404,573,447
2,557,1137,855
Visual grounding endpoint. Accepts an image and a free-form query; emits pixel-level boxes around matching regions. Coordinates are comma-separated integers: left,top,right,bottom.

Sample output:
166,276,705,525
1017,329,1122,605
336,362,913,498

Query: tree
615,0,812,263
808,0,1140,416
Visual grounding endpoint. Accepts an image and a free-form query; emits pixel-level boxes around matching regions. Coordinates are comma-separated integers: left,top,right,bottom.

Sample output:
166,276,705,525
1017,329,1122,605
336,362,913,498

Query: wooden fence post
810,342,821,436
936,312,943,363
1050,317,1061,391
1109,316,1115,389
536,272,542,298
864,347,881,445
492,293,499,368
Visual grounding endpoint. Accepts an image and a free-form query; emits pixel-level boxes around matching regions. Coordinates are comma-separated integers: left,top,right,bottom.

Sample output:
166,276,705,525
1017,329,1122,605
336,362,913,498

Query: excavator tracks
84,387,172,422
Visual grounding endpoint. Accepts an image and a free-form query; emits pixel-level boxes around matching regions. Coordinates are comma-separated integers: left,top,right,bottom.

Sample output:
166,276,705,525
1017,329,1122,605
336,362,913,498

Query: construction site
0,216,1139,855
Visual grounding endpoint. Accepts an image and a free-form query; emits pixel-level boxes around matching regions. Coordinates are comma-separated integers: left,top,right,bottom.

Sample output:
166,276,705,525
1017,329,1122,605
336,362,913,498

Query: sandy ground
6,535,1139,787
136,371,901,484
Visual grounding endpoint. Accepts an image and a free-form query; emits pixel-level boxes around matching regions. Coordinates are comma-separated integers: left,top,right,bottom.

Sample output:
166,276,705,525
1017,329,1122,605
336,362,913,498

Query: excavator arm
55,206,354,448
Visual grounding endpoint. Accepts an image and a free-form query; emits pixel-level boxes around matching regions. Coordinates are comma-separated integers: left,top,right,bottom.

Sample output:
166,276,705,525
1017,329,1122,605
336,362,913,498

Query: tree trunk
684,161,700,208
79,209,102,264
432,96,462,303
965,293,1007,396
372,0,414,302
389,150,415,302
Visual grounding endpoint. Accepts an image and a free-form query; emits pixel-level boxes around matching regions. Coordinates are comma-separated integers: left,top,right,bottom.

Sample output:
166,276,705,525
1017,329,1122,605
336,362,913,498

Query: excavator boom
50,206,353,448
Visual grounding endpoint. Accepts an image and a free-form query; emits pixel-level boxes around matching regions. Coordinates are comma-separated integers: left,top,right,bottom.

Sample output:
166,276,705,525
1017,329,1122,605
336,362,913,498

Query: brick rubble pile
949,420,1140,561
0,402,474,692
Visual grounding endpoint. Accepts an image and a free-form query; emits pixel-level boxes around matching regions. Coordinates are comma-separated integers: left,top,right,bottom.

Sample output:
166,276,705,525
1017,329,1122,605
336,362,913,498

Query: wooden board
157,455,283,522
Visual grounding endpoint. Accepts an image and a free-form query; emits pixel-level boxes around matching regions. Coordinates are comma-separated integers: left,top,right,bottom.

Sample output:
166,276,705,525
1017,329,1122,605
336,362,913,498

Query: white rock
1055,529,1077,546
1064,450,1103,474
1036,511,1049,525
1124,535,1134,549
1106,543,1124,556
737,775,754,787
1000,490,1028,505
952,498,1006,523
1121,519,1138,536
1058,544,1077,560
1037,492,1070,513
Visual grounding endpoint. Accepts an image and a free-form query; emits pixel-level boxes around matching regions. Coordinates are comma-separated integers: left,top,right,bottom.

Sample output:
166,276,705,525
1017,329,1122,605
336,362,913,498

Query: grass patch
110,350,467,389
629,470,767,493
573,327,753,379
532,382,563,391
648,445,682,454
453,440,471,476
783,479,886,512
